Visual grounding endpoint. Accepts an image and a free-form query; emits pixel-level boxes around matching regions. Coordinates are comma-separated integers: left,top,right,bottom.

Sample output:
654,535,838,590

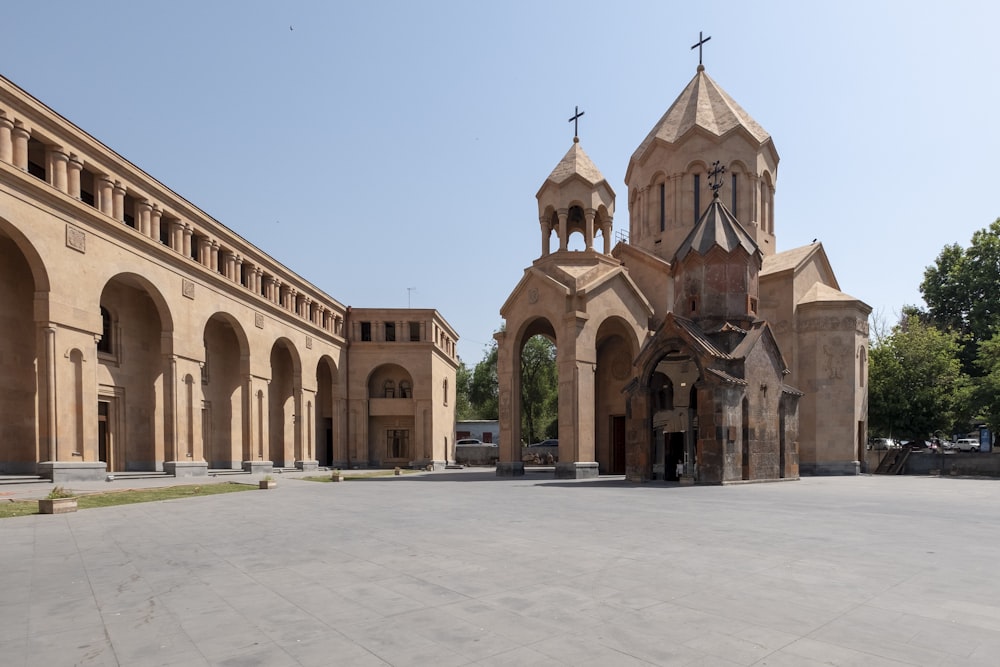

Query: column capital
113,180,127,195
0,113,12,130
11,120,29,138
67,153,83,169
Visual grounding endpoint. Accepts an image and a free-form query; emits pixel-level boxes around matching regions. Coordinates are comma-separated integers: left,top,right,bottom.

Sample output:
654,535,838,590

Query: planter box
39,497,78,514
259,480,276,489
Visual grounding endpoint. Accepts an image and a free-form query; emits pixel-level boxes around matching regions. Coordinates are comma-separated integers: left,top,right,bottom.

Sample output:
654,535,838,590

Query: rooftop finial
568,105,585,142
708,160,726,199
691,31,711,68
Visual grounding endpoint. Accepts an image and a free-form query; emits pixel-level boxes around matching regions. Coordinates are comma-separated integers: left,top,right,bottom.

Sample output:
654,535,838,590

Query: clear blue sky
6,1,1000,363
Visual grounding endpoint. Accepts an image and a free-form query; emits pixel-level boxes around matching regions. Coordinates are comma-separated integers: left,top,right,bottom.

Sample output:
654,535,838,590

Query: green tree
868,315,971,438
921,219,1000,373
974,333,1000,433
520,335,557,444
454,360,473,421
468,342,499,419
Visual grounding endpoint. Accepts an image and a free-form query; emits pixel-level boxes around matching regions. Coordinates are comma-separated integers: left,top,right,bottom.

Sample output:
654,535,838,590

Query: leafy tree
520,335,557,444
921,219,1000,373
868,315,971,438
454,360,473,421
974,333,1000,433
468,342,499,419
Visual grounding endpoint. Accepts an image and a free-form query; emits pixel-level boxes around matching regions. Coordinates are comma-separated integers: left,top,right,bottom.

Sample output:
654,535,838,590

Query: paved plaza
2,470,999,666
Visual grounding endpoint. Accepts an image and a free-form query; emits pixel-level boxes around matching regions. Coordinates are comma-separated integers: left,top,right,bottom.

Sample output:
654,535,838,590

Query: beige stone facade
496,65,870,481
0,75,458,482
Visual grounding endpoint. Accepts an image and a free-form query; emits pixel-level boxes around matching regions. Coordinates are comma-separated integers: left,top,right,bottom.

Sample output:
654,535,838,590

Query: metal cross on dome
708,160,726,196
691,31,711,66
568,105,585,139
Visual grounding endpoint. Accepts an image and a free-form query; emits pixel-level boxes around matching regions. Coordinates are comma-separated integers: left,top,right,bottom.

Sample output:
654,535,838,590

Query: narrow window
443,378,449,406
123,193,137,228
409,321,420,341
27,138,46,180
659,182,665,232
360,322,371,341
385,322,395,342
731,173,738,213
400,381,412,398
97,307,112,354
383,380,395,398
693,174,700,222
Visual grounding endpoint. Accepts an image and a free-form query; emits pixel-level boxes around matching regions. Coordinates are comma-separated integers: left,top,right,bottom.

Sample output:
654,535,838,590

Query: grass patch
0,482,254,519
302,469,421,483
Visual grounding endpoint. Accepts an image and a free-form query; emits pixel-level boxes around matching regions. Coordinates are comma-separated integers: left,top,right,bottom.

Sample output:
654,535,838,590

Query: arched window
400,380,412,399
383,380,395,398
443,378,449,406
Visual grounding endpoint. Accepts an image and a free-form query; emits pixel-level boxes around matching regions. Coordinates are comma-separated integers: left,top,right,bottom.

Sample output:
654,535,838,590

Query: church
0,74,459,482
496,56,871,482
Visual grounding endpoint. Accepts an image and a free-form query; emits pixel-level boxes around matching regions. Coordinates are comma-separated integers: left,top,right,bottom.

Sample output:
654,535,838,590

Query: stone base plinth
38,461,106,483
679,475,695,486
243,461,274,475
164,461,209,477
555,462,599,479
295,460,319,472
800,460,860,476
496,462,525,477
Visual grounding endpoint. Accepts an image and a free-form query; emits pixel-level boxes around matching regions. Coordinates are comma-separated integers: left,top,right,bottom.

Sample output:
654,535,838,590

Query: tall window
98,307,112,354
659,182,665,232
360,321,371,341
383,380,395,398
400,380,412,399
693,174,701,222
385,322,395,342
731,173,738,213
388,429,409,458
409,321,420,341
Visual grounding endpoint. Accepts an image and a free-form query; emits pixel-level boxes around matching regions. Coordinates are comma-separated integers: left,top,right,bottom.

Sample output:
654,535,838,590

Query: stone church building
496,63,870,482
0,74,459,482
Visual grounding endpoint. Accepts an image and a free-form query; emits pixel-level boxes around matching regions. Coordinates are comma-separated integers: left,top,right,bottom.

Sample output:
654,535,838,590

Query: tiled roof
545,140,606,186
674,195,760,262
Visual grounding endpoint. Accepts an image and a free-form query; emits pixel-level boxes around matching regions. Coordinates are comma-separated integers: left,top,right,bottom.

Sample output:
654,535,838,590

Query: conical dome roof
544,140,607,187
631,66,771,165
674,192,760,263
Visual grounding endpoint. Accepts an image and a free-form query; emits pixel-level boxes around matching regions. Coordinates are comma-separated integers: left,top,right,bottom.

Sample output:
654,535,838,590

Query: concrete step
0,475,46,485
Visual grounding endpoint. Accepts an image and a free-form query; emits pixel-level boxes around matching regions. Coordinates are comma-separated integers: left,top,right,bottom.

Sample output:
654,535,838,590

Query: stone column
222,250,235,280
169,219,184,252
67,154,83,199
98,176,114,216
584,208,596,251
11,121,29,170
136,199,152,236
557,208,568,251
182,225,193,258
198,237,211,266
112,181,126,221
234,255,244,285
0,113,13,163
46,146,69,193
539,216,550,257
602,221,613,254
209,241,219,271
150,205,163,242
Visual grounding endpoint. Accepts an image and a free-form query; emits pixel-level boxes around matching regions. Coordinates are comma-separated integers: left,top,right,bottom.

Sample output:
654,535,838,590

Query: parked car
868,438,899,451
456,438,483,446
528,439,558,448
954,438,980,452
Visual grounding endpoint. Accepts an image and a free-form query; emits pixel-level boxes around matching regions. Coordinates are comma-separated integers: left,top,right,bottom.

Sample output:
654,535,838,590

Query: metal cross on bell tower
568,105,585,141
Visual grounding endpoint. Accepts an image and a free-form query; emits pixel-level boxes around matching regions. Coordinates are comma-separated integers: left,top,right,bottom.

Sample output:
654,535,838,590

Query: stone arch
315,355,340,467
268,337,302,467
594,316,640,474
512,316,558,456
638,341,703,482
202,313,250,469
0,220,44,472
97,273,173,472
366,363,415,466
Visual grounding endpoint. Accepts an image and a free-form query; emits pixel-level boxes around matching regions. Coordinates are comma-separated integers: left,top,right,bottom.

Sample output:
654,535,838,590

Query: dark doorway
98,400,110,470
323,418,333,467
667,432,684,481
611,415,626,474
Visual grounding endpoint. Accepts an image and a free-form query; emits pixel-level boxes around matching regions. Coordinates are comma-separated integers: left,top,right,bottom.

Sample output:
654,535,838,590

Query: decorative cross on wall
708,160,726,196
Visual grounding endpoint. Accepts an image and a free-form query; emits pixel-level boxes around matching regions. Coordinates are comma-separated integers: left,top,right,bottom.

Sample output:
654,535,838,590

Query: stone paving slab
1,471,999,665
